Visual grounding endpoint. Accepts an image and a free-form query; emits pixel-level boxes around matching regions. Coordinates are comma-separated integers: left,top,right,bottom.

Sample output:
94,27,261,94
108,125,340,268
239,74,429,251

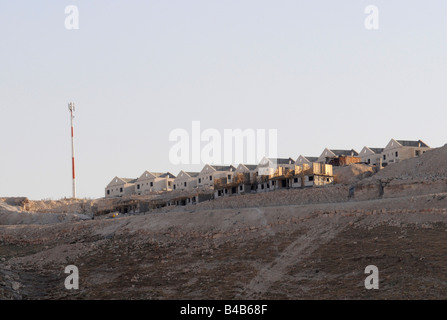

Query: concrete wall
296,156,312,166
237,184,254,194
313,175,334,186
359,148,381,165
257,181,273,192
197,165,216,188
198,165,235,188
174,177,198,191
105,183,135,198
361,154,381,166
105,178,135,198
174,172,198,191
303,175,315,187
291,177,302,188
382,146,431,165
137,177,174,194
317,148,335,163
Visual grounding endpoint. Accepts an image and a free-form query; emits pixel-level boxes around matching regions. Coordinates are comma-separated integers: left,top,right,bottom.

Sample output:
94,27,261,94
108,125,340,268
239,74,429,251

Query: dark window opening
150,182,153,187
294,178,298,183
120,187,123,193
309,176,314,182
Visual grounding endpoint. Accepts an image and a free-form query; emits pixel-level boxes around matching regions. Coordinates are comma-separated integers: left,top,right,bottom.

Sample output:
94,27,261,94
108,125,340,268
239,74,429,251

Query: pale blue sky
1,1,446,200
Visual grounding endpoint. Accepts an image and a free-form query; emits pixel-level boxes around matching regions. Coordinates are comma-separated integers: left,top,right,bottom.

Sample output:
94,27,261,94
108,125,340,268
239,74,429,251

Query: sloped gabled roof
159,172,176,179
330,149,359,157
210,165,236,171
106,176,137,187
268,157,295,165
185,172,200,177
303,156,319,162
368,147,384,154
397,140,429,148
241,164,258,171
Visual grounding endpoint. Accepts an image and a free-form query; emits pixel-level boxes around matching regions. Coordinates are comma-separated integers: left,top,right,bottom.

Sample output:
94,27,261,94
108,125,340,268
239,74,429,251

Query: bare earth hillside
1,145,447,300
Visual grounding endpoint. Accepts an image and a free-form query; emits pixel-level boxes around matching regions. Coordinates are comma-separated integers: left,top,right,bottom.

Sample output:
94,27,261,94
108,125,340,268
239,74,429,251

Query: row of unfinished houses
105,138,431,206
106,159,333,195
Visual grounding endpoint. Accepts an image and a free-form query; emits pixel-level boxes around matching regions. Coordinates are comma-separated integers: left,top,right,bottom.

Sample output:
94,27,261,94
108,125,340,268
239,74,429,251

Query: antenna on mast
68,102,77,199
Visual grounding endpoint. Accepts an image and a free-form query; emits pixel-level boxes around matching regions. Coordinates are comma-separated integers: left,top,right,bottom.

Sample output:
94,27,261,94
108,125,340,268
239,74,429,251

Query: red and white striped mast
68,102,77,199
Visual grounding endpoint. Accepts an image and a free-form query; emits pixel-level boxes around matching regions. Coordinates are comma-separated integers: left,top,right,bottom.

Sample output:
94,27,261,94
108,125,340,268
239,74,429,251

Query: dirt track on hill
1,191,447,300
1,146,447,299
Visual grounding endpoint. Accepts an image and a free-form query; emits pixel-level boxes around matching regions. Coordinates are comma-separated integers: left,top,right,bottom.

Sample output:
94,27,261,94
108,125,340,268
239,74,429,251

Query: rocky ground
1,146,447,300
1,192,447,300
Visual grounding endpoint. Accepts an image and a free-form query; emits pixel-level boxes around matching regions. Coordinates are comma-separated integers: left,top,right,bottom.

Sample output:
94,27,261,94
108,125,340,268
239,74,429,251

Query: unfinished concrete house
173,171,199,191
269,165,295,190
381,139,431,165
213,164,257,198
234,164,258,194
359,147,384,166
135,171,176,195
255,157,295,192
317,148,360,166
290,163,334,188
295,155,319,166
197,164,237,189
105,177,137,198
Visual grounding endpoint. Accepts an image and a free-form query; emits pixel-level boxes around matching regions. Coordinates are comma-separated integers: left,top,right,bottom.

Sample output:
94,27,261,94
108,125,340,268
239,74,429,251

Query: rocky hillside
1,145,447,300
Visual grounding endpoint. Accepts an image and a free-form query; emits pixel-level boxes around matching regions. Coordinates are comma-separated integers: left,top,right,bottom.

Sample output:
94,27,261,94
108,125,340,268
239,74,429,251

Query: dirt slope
372,144,447,181
1,191,447,300
1,144,447,300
